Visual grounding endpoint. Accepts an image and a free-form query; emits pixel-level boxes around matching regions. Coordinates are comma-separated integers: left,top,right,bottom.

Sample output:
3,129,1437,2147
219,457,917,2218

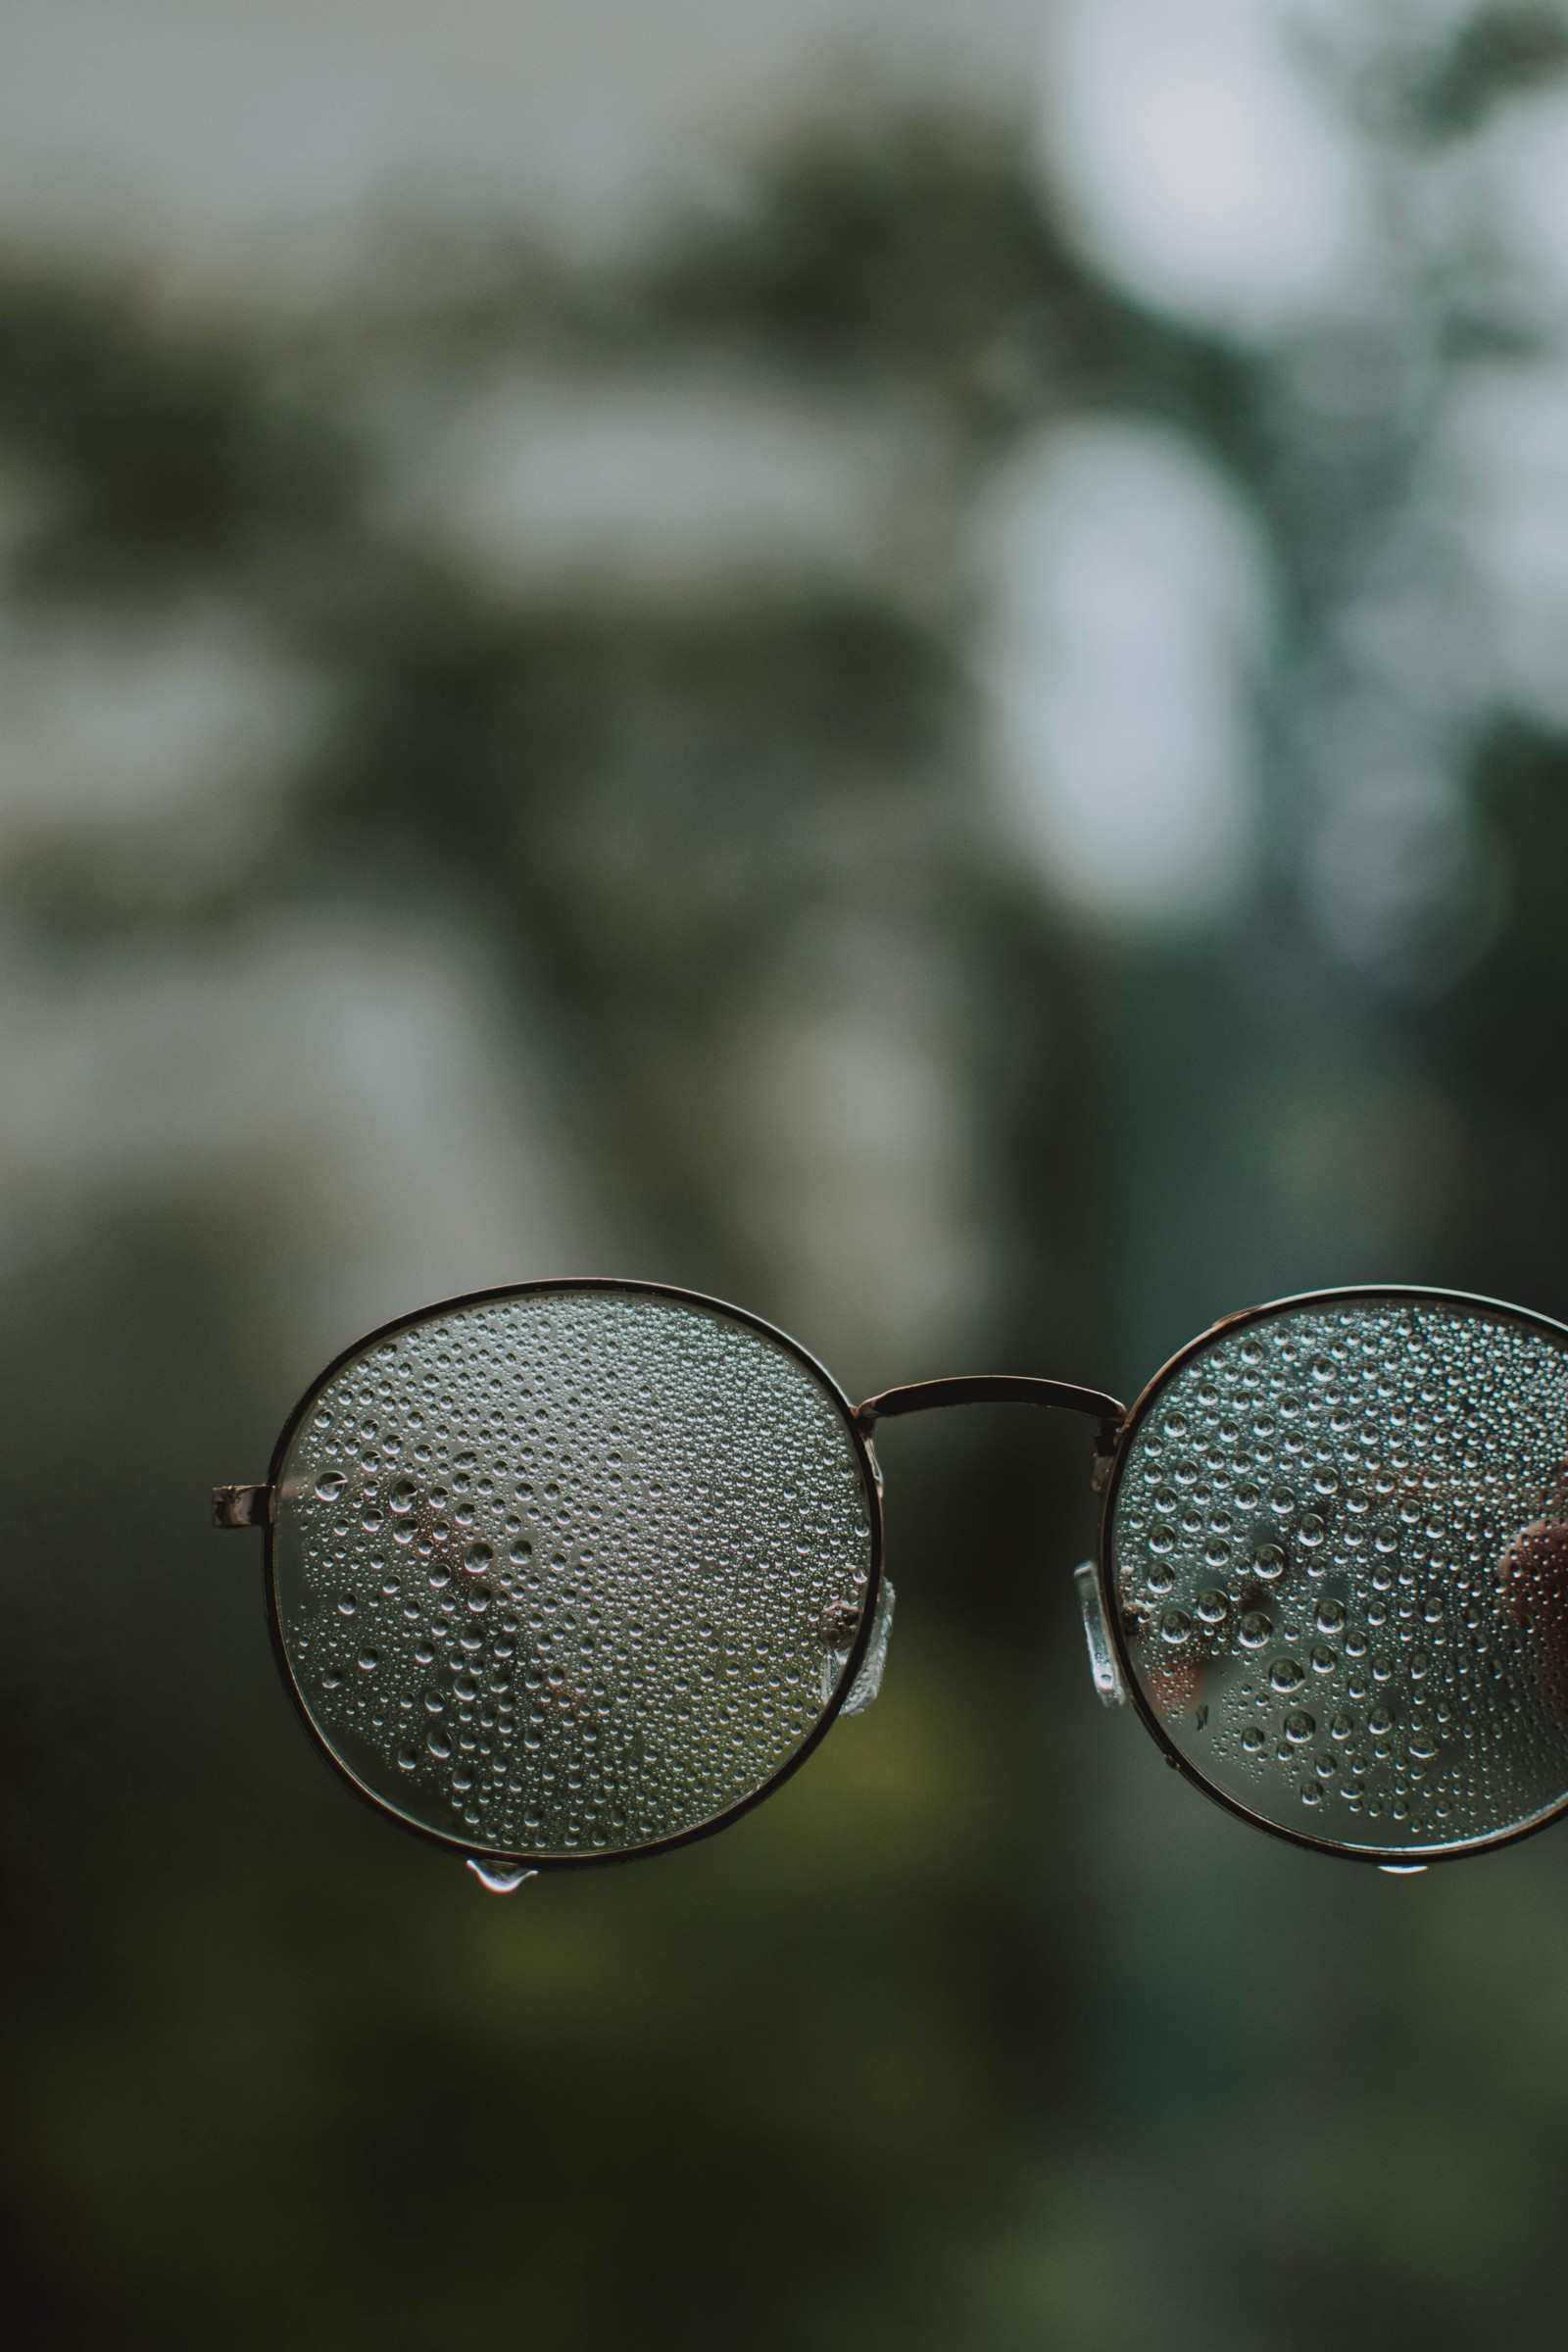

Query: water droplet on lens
1284,1710,1315,1743
1196,1589,1229,1625
275,1289,919,1856
1315,1597,1347,1635
1239,1611,1272,1648
1269,1656,1306,1695
1252,1544,1286,1582
1159,1608,1192,1644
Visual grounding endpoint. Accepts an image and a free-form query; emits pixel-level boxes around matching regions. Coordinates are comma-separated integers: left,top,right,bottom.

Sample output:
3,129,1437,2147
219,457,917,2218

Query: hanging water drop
466,1856,538,1893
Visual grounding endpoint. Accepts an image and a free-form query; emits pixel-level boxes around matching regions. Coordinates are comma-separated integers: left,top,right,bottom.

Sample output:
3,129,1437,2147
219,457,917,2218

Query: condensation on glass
271,1287,877,1859
1107,1296,1568,1854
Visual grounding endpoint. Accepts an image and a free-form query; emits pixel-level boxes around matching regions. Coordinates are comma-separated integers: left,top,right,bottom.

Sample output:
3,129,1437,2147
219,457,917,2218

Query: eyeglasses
213,1279,1568,1887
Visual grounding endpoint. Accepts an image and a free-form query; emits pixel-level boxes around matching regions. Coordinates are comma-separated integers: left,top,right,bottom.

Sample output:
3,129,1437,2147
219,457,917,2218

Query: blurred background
3,1,1568,2344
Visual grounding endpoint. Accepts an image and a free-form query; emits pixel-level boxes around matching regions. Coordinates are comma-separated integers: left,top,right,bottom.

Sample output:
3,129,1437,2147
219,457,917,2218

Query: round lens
1106,1292,1568,1859
270,1284,878,1862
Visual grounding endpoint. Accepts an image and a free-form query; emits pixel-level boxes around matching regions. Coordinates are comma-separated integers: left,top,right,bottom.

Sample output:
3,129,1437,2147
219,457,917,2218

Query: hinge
212,1484,272,1530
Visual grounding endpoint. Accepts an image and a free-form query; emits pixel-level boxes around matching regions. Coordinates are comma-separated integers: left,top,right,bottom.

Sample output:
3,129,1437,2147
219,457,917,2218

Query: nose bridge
853,1373,1125,1427
853,1373,1127,1487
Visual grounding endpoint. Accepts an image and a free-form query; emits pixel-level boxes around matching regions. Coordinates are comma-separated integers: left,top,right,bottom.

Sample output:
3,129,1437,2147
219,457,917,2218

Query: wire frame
1097,1285,1568,1866
263,1289,888,1872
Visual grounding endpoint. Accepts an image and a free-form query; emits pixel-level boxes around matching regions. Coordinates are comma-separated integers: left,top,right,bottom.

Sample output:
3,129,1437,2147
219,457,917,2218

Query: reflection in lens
272,1287,876,1859
1108,1296,1568,1856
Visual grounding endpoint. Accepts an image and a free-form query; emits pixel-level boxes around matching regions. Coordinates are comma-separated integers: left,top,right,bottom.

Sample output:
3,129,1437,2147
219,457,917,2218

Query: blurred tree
0,102,1116,2352
5,10,1568,2348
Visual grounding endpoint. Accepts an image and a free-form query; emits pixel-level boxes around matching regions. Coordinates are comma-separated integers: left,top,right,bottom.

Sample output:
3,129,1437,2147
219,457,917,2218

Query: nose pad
826,1576,897,1715
1074,1562,1126,1707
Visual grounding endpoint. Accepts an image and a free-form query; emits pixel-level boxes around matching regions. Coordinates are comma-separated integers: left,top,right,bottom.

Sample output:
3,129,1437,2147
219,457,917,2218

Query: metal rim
263,1275,885,1873
1096,1283,1568,1867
